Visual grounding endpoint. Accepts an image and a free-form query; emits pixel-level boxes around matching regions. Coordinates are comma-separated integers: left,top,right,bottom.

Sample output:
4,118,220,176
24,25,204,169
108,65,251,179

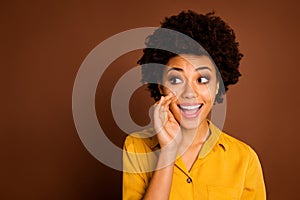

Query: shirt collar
198,120,228,159
147,120,228,157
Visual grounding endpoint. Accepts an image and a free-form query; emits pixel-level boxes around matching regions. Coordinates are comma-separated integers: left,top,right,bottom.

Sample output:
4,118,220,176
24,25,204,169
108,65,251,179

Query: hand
153,92,182,151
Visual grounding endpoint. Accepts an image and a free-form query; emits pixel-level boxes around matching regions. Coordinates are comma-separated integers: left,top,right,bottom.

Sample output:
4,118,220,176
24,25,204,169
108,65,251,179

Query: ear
216,81,219,95
158,84,164,95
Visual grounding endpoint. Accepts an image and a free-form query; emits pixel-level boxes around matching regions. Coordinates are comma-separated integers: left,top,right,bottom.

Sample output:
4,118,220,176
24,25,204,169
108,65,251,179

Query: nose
182,83,198,99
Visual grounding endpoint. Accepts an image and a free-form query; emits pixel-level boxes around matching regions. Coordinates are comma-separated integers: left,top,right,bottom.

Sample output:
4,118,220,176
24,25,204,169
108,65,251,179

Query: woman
123,10,266,199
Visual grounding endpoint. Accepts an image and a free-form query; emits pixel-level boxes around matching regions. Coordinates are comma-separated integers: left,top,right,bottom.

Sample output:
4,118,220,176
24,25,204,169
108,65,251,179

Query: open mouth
178,103,203,119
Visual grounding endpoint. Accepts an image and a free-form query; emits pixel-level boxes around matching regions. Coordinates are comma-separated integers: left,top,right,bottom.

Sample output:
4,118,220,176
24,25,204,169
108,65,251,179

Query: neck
178,120,210,154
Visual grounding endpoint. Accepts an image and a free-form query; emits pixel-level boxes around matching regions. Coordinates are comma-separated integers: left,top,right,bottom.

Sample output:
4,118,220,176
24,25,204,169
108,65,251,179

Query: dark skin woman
123,10,266,200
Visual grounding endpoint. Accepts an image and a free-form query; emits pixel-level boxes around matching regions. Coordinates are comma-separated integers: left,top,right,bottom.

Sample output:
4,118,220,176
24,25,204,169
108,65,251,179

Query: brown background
1,0,300,199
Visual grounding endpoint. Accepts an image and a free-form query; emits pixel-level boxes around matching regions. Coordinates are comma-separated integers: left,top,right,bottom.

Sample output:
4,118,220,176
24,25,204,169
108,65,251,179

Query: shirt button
186,177,192,183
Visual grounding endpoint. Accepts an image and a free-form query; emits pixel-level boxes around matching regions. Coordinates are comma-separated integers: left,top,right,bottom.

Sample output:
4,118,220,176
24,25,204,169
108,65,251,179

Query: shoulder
123,129,159,173
208,120,257,158
123,128,159,153
219,131,260,161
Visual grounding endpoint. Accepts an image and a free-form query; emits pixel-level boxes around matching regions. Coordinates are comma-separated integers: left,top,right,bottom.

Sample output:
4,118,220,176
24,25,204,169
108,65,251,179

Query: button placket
187,177,192,183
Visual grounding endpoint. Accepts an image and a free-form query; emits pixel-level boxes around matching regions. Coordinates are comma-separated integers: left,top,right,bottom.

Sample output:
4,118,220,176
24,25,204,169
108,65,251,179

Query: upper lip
178,103,203,110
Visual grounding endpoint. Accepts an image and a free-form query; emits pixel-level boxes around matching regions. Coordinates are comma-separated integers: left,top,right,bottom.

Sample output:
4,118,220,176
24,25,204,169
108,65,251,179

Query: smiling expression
161,54,219,130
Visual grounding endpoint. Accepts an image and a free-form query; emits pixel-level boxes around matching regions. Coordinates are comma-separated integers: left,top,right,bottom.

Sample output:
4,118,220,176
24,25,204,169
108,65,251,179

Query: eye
198,77,209,84
169,76,182,84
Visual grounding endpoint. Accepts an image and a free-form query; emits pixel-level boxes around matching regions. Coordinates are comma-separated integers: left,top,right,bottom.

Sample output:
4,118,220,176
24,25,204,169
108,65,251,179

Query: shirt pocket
207,186,240,200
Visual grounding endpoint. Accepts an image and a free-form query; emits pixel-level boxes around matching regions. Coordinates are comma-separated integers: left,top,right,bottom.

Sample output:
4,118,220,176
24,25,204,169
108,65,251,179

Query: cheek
198,84,217,102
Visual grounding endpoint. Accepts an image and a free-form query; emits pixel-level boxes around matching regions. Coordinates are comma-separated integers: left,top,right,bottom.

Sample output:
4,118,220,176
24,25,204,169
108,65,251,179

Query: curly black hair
138,10,243,103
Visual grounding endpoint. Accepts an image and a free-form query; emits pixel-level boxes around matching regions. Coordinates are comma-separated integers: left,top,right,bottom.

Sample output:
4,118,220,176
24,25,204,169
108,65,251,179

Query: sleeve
241,146,267,200
122,136,151,200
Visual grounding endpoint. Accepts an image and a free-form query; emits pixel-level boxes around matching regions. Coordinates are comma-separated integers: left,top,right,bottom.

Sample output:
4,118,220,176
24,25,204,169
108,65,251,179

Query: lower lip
180,106,202,119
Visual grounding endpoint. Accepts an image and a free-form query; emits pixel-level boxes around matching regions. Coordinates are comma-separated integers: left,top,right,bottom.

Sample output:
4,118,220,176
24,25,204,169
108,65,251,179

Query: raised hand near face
153,92,182,152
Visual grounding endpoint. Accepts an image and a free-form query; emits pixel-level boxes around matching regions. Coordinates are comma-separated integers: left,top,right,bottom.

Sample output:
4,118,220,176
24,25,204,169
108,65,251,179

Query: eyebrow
167,67,183,72
195,66,212,72
167,66,212,72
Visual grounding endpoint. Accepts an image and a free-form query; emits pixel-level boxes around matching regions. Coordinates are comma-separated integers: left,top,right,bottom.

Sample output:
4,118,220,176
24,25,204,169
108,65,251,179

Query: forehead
166,54,216,72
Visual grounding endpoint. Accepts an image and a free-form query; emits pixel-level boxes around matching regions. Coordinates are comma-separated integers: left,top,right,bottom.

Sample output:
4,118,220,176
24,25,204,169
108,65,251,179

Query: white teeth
180,105,201,110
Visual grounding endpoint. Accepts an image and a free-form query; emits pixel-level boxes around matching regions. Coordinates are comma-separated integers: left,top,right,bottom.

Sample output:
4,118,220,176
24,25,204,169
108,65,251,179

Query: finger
153,98,163,119
160,93,176,108
158,93,177,118
153,97,167,124
154,94,177,130
164,91,176,100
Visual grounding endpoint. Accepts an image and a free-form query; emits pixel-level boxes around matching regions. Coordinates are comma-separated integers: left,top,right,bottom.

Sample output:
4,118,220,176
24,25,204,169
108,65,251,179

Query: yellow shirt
123,121,266,199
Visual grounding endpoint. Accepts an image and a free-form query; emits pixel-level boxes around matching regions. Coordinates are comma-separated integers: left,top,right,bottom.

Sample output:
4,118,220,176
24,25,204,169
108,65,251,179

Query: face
161,54,219,130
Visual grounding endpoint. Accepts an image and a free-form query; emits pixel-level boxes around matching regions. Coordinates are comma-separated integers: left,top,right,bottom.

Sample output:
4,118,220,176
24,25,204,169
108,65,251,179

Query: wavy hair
138,10,243,103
